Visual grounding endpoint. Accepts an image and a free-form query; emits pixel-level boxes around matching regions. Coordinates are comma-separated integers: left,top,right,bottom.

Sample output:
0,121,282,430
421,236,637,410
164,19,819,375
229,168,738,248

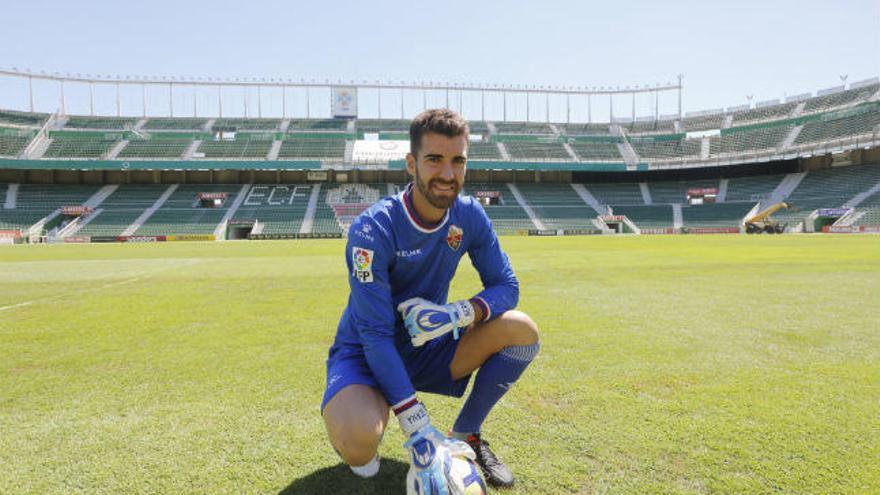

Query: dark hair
409,108,469,157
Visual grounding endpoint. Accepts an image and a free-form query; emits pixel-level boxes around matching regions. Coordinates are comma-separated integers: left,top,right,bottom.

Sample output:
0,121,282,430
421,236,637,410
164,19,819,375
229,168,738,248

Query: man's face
407,132,468,210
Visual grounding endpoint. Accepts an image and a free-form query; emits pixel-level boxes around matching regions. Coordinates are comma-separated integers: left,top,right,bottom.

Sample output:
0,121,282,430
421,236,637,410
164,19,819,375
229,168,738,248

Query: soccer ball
406,454,487,495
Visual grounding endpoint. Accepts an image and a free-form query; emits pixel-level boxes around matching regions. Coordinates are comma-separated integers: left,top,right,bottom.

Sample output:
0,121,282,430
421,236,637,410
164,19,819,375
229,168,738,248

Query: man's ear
405,153,416,177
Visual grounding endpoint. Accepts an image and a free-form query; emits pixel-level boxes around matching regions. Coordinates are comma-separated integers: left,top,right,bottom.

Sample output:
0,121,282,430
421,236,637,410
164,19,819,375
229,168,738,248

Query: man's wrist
468,297,489,323
394,397,430,435
450,300,476,328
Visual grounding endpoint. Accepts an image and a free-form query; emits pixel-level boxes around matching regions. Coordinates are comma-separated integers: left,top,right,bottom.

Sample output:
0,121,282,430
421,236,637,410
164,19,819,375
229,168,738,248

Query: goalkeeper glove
397,297,476,347
397,400,475,495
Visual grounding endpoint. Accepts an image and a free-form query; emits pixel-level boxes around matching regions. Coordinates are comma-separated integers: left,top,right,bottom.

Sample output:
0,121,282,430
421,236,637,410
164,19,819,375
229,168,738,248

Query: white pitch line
0,259,200,315
0,301,33,312
0,277,142,315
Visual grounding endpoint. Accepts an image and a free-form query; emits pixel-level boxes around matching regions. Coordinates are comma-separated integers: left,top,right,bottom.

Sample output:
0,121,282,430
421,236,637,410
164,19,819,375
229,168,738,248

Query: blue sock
452,342,540,436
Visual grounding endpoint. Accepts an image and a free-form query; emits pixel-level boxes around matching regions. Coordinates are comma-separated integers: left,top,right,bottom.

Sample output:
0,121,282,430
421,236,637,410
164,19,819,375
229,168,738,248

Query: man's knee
322,385,388,466
330,420,383,466
500,310,540,346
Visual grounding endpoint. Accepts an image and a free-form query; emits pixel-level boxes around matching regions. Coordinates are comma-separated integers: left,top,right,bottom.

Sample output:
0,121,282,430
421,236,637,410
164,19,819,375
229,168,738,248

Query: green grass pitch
1,235,878,494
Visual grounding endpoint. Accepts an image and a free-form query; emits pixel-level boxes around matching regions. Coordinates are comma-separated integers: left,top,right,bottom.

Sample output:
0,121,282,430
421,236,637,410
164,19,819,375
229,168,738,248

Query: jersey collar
402,183,450,234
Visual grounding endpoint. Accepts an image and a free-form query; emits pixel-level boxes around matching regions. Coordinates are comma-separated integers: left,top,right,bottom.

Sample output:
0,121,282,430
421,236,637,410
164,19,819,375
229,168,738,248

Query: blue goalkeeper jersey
330,183,519,408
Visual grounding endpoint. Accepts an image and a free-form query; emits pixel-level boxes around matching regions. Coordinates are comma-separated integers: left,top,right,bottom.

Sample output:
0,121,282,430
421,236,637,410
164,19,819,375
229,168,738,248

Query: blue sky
1,0,878,121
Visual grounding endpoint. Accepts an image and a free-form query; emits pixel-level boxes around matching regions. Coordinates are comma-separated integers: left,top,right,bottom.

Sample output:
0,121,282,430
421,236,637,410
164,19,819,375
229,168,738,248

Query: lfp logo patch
352,247,374,283
447,224,463,251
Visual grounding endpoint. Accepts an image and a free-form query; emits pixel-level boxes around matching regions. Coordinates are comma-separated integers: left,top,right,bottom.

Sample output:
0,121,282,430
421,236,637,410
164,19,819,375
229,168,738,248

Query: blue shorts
321,332,472,412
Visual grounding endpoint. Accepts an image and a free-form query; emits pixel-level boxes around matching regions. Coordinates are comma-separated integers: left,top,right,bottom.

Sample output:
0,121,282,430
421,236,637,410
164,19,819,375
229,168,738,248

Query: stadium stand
626,119,676,134
212,118,280,131
277,136,346,159
44,132,121,158
143,118,208,130
709,124,792,155
570,141,623,161
0,130,34,157
609,204,674,228
794,104,880,146
118,137,192,159
584,182,645,206
803,85,879,114
649,179,719,204
503,141,571,160
0,109,48,127
64,116,137,129
493,122,554,135
465,183,534,233
853,208,880,226
560,123,611,135
730,102,798,124
0,184,101,234
468,121,491,134
681,203,754,227
774,164,880,226
681,113,726,131
287,119,349,131
631,138,701,160
851,187,880,226
0,98,873,164
231,184,313,234
467,141,503,160
196,135,274,158
311,183,350,234
356,119,410,133
75,185,169,236
134,184,241,235
517,183,597,229
4,163,880,237
722,174,786,203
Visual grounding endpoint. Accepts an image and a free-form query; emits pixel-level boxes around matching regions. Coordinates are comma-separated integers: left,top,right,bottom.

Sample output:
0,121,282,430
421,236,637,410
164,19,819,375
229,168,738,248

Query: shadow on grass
278,459,409,494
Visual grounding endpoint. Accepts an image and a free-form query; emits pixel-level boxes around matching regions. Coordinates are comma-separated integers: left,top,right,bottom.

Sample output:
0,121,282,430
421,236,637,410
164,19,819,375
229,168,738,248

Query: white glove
397,297,476,347
398,401,476,495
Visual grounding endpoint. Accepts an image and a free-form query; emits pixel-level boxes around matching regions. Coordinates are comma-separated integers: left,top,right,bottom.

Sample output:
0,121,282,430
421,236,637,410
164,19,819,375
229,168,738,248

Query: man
321,108,540,490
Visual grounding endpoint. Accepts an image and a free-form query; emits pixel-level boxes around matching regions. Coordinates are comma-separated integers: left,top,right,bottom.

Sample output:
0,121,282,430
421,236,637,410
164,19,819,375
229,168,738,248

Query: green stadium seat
730,102,797,124
143,118,208,130
277,138,345,159
118,138,192,159
631,139,701,160
503,141,571,160
681,113,726,131
0,110,49,127
467,142,502,160
709,125,792,155
44,133,121,158
517,183,597,229
0,130,34,157
681,203,753,227
493,122,553,135
803,85,879,114
288,119,349,131
233,184,313,234
610,205,673,228
64,116,137,130
794,105,880,146
212,119,280,131
76,185,169,236
196,135,274,158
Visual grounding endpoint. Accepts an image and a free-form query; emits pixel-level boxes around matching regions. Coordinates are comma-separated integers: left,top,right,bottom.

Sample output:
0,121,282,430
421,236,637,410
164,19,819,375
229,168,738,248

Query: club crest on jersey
352,247,374,283
447,225,463,251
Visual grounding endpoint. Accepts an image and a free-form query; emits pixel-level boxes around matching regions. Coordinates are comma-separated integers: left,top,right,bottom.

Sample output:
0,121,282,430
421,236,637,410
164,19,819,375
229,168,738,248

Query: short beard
413,164,459,210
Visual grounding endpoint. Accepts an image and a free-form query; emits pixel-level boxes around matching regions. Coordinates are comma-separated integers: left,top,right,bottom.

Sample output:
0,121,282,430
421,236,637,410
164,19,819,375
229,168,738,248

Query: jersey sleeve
346,215,417,407
466,200,519,321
